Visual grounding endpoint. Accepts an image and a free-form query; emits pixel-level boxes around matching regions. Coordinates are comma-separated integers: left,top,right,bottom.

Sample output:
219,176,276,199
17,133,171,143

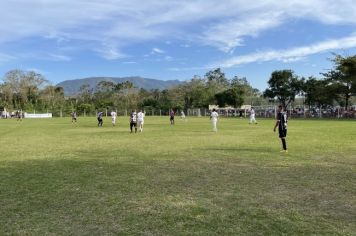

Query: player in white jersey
249,107,257,124
180,110,186,121
137,110,145,132
111,110,117,126
210,108,219,132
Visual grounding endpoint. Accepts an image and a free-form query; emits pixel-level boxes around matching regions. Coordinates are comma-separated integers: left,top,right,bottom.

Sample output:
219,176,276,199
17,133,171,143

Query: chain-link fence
208,106,356,119
1,106,356,119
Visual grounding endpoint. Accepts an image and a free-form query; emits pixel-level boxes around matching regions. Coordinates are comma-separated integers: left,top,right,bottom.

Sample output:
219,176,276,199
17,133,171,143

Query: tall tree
322,54,356,109
205,68,229,104
263,70,303,108
2,70,48,109
77,83,93,106
215,88,244,108
303,77,334,108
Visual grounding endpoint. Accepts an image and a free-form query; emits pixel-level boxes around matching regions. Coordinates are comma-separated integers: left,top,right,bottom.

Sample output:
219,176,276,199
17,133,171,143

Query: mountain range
56,76,182,96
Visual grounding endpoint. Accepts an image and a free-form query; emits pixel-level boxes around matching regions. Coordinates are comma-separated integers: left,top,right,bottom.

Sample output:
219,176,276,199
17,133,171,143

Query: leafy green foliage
322,54,356,108
264,70,304,108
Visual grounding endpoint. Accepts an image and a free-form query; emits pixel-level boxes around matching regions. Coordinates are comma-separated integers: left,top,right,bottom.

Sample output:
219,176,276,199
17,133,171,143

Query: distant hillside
56,76,182,96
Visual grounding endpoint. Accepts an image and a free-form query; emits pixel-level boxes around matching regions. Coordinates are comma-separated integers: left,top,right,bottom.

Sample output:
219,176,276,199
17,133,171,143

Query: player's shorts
279,129,287,138
170,116,174,120
137,120,144,125
130,122,137,128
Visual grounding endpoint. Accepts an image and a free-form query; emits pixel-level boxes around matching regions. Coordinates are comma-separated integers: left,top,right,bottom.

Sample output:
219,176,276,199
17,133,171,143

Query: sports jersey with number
130,112,137,122
277,112,287,131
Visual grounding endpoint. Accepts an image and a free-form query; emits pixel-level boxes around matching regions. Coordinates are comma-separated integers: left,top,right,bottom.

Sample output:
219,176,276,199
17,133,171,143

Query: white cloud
25,68,49,75
95,42,127,60
165,56,173,61
201,12,284,52
216,34,356,68
151,47,165,54
0,52,71,63
47,54,72,62
0,52,16,63
0,0,356,57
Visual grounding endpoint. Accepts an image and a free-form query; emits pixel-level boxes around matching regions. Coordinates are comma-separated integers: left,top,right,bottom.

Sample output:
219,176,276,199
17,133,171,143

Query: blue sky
1,0,356,90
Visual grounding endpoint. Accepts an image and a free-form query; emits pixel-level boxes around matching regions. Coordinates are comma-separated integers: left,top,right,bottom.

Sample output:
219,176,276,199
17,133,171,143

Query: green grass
0,116,355,235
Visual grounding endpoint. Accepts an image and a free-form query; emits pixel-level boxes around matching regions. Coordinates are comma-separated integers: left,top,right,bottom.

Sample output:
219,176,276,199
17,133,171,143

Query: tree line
0,54,355,114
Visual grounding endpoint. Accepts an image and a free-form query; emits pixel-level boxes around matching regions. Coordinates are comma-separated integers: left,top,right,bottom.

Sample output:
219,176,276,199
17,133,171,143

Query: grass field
0,116,355,235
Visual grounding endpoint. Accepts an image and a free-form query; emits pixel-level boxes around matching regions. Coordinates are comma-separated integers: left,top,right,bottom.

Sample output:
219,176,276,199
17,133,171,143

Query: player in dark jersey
16,110,23,121
170,109,175,125
97,111,103,127
71,111,77,123
130,110,137,133
274,105,288,153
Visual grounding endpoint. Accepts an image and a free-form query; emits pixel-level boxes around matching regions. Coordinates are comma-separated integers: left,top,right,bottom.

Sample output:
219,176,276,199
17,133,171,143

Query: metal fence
1,106,356,119
209,106,356,119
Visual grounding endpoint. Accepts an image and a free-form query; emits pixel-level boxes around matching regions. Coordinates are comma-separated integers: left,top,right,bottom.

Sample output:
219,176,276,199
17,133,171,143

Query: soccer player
111,110,117,126
129,110,137,133
274,105,288,153
239,110,243,118
170,109,175,125
71,111,77,123
97,111,103,127
137,109,145,132
180,110,186,121
210,108,219,132
16,110,23,121
249,107,257,124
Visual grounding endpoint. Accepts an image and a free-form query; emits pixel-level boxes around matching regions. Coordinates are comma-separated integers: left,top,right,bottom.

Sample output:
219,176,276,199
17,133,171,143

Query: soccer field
0,117,355,235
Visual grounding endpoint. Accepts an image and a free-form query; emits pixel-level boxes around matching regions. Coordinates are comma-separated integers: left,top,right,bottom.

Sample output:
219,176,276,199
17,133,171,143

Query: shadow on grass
199,147,274,153
0,153,355,235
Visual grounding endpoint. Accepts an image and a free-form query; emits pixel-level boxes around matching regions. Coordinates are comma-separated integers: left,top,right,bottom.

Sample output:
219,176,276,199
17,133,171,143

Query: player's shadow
201,147,274,152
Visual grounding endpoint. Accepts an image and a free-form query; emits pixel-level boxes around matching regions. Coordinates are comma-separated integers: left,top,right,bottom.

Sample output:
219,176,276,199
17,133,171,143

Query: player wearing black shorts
71,111,77,123
170,109,175,125
97,111,103,127
274,105,288,152
130,110,137,133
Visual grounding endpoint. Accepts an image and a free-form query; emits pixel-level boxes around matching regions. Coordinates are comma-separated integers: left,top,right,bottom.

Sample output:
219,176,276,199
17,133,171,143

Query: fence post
160,110,161,116
60,109,62,118
84,110,86,117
